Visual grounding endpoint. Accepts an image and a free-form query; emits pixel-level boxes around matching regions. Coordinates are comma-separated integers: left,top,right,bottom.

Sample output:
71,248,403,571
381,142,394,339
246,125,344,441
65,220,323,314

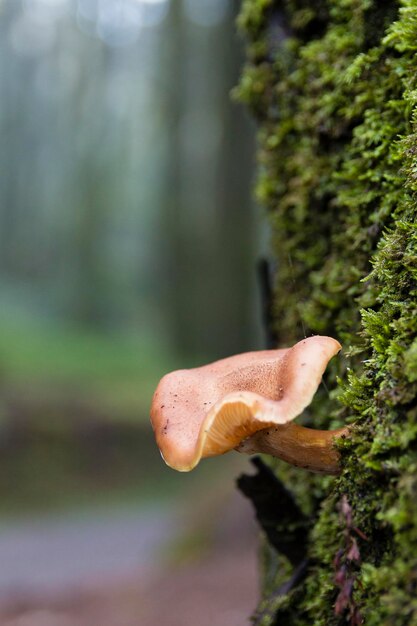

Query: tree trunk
236,1,417,624
159,0,256,360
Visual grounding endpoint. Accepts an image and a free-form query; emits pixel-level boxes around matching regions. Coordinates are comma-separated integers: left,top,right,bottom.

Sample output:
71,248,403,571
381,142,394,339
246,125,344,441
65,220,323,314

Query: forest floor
0,488,259,626
0,545,257,626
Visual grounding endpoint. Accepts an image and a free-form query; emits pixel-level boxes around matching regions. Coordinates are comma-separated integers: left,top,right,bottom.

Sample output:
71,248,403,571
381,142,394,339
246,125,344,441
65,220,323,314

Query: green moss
236,0,417,623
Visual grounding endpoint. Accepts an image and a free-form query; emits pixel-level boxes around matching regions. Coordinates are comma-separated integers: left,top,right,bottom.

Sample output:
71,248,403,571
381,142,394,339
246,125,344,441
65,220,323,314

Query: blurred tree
0,0,257,361
159,0,256,359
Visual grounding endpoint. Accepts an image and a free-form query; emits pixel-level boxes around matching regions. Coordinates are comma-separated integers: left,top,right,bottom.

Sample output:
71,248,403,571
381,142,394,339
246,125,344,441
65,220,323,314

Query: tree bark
236,1,417,624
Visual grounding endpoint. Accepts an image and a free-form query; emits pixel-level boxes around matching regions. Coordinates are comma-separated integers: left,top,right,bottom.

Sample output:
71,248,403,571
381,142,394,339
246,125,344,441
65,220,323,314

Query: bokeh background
0,0,265,623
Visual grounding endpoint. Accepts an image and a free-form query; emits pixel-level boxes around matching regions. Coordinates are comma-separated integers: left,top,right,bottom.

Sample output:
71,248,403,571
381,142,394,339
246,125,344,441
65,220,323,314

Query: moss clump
236,0,417,624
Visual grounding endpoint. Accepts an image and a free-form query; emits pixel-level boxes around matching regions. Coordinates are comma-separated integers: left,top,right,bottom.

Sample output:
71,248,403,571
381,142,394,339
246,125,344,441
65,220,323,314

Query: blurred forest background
0,0,262,623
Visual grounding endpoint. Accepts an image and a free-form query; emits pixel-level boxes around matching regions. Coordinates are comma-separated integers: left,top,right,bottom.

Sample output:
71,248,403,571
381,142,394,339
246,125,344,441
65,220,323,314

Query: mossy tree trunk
235,1,417,624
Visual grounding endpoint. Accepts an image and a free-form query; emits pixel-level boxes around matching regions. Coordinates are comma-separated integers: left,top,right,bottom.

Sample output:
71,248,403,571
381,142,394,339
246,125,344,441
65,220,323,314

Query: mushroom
150,336,348,474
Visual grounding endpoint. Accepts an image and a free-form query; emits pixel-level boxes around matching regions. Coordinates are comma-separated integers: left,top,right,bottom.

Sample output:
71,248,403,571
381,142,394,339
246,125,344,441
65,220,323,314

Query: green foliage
236,0,417,623
0,316,174,420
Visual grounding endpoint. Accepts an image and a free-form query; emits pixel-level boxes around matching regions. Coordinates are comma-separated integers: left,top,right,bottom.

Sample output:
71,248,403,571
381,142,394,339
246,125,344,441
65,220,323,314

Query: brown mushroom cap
150,336,342,472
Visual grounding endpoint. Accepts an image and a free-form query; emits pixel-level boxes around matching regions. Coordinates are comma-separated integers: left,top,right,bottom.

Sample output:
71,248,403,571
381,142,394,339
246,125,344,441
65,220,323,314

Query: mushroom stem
236,423,349,475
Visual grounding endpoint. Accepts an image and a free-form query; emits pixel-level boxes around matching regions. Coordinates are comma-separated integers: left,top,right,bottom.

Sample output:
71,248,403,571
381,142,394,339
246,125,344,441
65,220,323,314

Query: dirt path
0,505,176,595
0,546,258,626
0,493,259,625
